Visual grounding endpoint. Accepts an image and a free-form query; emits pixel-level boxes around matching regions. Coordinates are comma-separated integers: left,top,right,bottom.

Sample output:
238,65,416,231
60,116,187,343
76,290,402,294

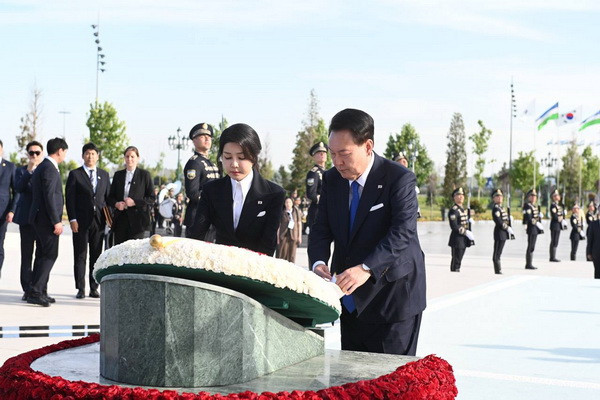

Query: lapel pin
258,200,263,204
1,163,5,167
378,185,382,189
98,176,101,180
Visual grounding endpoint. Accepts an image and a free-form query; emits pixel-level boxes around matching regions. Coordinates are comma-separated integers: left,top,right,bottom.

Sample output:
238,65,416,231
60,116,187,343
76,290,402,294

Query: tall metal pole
58,110,70,138
508,79,515,210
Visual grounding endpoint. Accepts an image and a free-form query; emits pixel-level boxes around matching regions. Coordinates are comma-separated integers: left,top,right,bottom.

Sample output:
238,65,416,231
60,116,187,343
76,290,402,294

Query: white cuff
69,219,77,223
312,261,326,271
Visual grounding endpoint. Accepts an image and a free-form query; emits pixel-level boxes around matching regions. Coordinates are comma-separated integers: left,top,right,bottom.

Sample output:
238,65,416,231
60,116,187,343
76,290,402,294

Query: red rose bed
0,334,457,399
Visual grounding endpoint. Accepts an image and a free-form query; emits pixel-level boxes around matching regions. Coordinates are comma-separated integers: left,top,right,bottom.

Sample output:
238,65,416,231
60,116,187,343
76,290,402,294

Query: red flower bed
0,334,457,399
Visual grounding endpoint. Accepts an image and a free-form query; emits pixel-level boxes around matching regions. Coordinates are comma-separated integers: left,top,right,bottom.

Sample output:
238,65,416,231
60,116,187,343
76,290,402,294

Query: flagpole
508,80,515,212
578,126,583,206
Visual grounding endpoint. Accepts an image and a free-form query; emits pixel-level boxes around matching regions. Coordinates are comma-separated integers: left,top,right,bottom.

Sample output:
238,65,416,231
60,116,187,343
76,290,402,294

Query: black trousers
0,219,7,272
450,246,466,271
594,260,600,279
72,219,103,291
550,229,561,259
492,240,506,272
340,310,422,355
113,221,146,245
526,233,537,267
19,224,36,293
31,225,59,296
172,220,182,237
570,237,580,260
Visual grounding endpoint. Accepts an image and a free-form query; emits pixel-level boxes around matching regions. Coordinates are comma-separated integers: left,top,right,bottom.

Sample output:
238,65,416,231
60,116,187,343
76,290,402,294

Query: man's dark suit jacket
0,159,18,220
14,166,32,226
107,168,155,235
65,167,110,230
308,153,426,324
28,158,63,227
190,172,285,256
587,220,600,261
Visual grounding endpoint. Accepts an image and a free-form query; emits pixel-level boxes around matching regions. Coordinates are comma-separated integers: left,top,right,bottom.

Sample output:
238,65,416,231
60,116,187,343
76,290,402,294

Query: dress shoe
27,295,50,307
43,294,56,303
525,266,538,270
21,292,28,301
76,290,85,299
549,258,561,262
89,289,100,298
495,271,503,275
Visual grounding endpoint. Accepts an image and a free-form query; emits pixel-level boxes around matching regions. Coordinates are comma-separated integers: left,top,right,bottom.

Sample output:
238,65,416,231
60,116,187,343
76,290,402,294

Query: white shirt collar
126,168,136,177
230,169,254,200
45,156,59,171
348,152,375,188
83,164,96,174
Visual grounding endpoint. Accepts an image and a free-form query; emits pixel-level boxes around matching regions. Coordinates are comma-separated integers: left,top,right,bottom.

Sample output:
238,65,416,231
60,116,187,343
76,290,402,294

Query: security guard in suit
549,189,567,262
183,123,220,237
523,189,543,270
305,142,327,233
569,204,585,261
585,201,597,238
448,187,474,272
491,188,514,274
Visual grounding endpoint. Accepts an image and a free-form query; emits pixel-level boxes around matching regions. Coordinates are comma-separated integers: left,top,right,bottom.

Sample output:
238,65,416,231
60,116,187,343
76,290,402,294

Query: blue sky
1,0,600,177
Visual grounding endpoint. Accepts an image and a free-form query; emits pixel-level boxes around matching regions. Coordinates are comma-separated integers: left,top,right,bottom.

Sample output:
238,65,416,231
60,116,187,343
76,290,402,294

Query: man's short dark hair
0,140,3,147
328,108,374,145
82,142,100,156
26,141,43,151
47,137,68,155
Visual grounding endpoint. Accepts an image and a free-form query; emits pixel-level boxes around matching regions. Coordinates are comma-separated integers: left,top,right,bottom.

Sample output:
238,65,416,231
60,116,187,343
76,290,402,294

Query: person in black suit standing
190,123,285,256
308,109,426,356
14,141,44,299
0,140,18,278
491,188,514,275
108,146,155,245
447,187,474,272
66,143,110,299
586,219,600,278
549,189,567,262
27,137,68,307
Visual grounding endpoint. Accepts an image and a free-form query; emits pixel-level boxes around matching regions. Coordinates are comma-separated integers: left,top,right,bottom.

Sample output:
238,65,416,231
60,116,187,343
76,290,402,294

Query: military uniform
448,187,472,272
549,190,567,262
183,123,220,237
491,189,512,274
569,207,584,260
306,142,327,233
523,189,543,269
585,202,597,239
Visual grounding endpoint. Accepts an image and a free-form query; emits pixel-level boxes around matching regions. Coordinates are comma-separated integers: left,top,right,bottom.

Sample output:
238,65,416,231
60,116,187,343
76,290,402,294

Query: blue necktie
342,180,360,313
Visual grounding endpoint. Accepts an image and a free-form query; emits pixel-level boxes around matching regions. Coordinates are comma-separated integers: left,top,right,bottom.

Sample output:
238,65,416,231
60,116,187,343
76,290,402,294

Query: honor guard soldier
549,189,567,262
523,189,543,270
183,123,220,237
448,187,474,272
491,189,514,274
569,204,585,260
305,142,327,233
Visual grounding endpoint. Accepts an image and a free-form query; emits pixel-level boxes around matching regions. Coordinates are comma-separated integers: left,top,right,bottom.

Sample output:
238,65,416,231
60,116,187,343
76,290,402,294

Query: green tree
581,145,600,194
559,140,584,207
510,151,544,203
258,136,275,180
468,120,493,199
209,116,228,166
273,165,293,192
16,84,42,164
59,160,79,185
383,123,434,187
289,90,329,196
85,101,128,169
442,113,468,207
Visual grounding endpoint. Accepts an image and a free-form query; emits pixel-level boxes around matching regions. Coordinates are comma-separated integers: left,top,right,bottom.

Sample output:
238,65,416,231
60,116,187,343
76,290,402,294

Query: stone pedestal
99,274,324,387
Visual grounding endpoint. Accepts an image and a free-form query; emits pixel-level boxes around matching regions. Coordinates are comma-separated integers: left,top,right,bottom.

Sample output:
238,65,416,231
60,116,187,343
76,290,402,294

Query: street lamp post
508,80,517,211
541,152,557,217
91,24,107,102
168,127,189,182
58,110,70,138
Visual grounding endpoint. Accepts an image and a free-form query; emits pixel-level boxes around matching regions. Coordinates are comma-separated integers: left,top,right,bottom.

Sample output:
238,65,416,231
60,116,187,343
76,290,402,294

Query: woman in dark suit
108,146,155,245
190,123,285,256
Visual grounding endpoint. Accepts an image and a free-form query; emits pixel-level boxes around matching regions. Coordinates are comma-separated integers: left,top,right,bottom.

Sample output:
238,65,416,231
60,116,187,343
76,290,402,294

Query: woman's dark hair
328,108,374,145
82,142,100,155
218,123,262,166
26,141,43,151
123,146,140,157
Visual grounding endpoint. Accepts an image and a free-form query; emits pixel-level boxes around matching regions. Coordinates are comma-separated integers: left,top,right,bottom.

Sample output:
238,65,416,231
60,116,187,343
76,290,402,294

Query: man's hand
588,254,593,262
70,221,79,233
53,222,63,236
314,264,332,280
336,265,371,295
6,212,14,223
115,201,126,211
124,197,136,207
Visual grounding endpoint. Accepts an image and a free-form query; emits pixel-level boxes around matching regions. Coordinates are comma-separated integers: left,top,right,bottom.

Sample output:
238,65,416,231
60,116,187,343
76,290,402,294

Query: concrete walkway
1,221,598,399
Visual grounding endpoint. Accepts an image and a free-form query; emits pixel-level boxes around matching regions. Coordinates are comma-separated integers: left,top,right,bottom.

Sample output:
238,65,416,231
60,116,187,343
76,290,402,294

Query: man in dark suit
66,143,110,299
27,137,68,307
586,219,600,279
308,109,426,356
0,140,18,278
14,141,44,299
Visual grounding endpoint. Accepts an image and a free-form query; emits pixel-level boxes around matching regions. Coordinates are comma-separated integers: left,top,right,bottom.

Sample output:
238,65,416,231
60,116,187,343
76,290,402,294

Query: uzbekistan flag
579,110,600,132
536,102,559,131
557,107,581,126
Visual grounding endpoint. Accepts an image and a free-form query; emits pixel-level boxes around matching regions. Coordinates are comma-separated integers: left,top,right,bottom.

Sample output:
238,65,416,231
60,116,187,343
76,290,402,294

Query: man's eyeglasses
28,151,41,156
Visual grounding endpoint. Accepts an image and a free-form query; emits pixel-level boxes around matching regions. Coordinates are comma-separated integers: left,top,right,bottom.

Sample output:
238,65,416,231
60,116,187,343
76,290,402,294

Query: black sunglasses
28,151,41,156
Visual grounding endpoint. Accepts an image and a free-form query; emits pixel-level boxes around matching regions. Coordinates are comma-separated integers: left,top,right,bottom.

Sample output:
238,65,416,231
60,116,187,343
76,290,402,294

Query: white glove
510,215,514,223
581,233,586,239
536,222,544,231
507,226,515,236
465,230,475,241
469,218,475,224
561,220,568,229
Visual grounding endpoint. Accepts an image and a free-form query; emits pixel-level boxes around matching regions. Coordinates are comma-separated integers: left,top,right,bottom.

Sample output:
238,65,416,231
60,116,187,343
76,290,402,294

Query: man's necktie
342,180,360,313
89,170,95,193
233,181,243,229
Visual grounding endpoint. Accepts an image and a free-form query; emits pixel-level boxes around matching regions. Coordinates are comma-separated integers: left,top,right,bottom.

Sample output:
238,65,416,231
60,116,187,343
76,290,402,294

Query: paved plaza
1,220,598,399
